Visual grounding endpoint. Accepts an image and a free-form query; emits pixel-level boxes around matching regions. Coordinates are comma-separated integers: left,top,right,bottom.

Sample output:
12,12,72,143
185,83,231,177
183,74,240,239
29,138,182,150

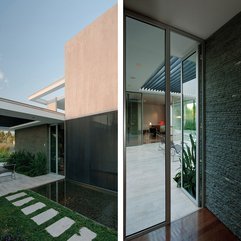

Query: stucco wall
65,5,118,119
15,125,49,157
205,11,241,239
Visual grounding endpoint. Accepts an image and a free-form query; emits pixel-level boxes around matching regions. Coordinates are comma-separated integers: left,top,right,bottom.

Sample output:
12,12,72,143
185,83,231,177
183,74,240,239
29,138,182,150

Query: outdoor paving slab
31,208,59,225
5,192,27,201
12,197,34,207
67,227,97,241
45,217,75,237
21,202,46,215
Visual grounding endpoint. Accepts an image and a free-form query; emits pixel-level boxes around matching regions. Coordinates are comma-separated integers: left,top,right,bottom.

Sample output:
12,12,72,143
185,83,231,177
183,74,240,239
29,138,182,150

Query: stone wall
15,125,49,158
205,12,241,239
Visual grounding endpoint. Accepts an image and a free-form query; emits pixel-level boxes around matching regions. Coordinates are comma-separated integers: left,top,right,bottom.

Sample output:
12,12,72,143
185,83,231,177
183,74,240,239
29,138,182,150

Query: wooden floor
131,208,240,241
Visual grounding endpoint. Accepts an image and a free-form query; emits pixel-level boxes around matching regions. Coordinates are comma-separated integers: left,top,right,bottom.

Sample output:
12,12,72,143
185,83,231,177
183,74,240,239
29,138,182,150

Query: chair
171,143,182,161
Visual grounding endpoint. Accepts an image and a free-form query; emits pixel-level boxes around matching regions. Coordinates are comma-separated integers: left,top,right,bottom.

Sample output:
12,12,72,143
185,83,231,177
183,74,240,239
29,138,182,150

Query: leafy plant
7,150,47,177
0,234,25,241
29,152,47,176
173,134,196,198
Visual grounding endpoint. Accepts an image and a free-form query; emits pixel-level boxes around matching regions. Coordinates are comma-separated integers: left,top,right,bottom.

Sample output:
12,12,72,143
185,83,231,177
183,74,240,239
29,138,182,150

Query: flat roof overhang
29,77,65,111
0,98,65,130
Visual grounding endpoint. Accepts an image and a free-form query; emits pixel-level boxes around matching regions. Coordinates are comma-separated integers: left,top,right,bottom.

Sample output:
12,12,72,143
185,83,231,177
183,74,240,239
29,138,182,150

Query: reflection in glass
182,52,197,198
50,125,56,173
32,180,117,230
126,17,166,235
58,124,64,175
126,92,142,146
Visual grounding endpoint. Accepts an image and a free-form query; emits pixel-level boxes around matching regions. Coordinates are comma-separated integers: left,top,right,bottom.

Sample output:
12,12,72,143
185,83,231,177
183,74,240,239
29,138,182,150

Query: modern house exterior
123,0,241,240
0,5,118,191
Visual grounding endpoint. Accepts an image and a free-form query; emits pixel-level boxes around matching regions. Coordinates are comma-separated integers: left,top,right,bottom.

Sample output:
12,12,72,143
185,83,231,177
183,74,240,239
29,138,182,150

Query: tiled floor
0,172,65,197
126,142,199,236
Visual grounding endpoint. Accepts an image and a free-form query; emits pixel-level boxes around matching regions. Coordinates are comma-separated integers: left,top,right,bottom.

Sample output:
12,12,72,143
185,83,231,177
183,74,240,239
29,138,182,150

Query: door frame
180,49,200,206
123,9,204,240
49,124,58,174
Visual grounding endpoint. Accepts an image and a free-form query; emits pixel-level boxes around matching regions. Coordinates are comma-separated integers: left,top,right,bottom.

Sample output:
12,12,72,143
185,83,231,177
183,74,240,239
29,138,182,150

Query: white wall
143,103,165,129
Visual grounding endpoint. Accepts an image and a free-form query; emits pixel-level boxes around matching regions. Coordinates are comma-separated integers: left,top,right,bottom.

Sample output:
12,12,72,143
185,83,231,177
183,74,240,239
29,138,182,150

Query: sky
0,0,117,104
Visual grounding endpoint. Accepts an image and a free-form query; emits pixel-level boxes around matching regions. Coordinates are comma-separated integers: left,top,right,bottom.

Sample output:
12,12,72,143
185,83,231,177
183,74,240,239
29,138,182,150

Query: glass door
50,124,65,175
50,125,57,173
181,51,199,203
126,92,142,146
58,124,64,175
125,16,166,236
124,13,203,239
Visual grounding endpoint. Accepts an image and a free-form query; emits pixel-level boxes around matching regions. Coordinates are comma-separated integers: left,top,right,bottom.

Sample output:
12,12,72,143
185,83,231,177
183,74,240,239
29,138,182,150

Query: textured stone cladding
205,12,241,239
15,125,49,157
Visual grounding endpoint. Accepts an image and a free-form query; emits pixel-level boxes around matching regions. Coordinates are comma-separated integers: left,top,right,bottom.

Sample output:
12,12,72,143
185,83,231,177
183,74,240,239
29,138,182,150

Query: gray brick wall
205,12,241,239
15,125,49,158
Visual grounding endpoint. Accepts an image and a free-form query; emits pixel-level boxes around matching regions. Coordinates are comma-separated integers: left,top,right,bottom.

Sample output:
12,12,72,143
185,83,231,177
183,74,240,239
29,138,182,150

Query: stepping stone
5,192,27,201
67,227,97,241
45,217,75,237
12,197,34,207
21,202,46,215
31,208,59,225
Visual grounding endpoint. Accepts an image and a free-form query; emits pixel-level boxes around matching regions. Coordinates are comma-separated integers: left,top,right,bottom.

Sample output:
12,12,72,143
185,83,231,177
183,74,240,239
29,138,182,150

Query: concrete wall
65,5,118,120
15,125,49,157
64,5,118,191
205,12,241,239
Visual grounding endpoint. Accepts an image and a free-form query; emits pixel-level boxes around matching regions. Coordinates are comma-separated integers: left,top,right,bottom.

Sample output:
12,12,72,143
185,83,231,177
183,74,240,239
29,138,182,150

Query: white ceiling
0,98,64,130
124,0,241,39
126,17,165,92
126,17,199,93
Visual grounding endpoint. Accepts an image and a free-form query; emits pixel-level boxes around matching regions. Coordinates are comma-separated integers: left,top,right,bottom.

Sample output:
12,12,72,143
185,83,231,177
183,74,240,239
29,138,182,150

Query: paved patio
126,142,199,235
0,172,65,197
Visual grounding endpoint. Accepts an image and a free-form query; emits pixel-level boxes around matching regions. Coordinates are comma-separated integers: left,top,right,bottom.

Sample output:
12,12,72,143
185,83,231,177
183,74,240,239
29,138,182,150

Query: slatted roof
141,56,196,93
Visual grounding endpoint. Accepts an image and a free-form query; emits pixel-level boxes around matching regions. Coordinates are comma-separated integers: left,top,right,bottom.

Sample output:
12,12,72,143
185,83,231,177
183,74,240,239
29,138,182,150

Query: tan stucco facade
65,5,118,120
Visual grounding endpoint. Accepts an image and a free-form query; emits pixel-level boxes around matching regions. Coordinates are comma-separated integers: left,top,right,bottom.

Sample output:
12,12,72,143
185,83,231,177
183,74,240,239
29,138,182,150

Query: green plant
0,151,10,162
0,234,25,241
173,134,196,198
7,150,47,177
29,152,47,176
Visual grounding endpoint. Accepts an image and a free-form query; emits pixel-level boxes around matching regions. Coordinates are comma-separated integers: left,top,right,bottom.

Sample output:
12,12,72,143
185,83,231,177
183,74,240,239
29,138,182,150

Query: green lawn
0,190,117,241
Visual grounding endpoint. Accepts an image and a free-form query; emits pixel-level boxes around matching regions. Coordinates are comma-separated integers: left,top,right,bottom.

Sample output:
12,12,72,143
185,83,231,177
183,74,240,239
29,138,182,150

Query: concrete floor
0,172,65,197
126,142,199,236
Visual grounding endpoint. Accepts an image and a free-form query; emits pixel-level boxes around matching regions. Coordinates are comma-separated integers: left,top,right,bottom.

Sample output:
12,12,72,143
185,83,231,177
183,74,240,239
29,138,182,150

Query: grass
0,190,117,241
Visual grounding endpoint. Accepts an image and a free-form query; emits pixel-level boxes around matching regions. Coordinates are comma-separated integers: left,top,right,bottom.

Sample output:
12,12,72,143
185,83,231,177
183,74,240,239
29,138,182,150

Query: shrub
0,144,11,162
0,234,25,241
29,152,47,176
7,150,47,177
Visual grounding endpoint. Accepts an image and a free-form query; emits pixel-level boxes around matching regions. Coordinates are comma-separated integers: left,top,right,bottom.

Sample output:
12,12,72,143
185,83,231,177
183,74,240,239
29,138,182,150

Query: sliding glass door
50,124,64,175
126,92,142,146
124,13,203,239
181,52,198,202
50,125,57,173
125,16,166,236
